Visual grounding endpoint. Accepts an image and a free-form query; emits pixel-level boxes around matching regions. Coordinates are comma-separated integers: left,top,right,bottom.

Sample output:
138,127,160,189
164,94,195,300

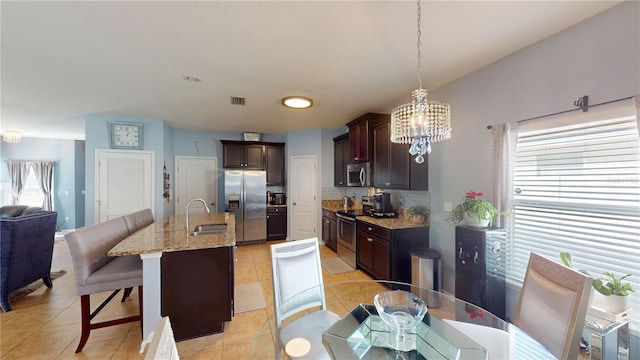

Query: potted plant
592,272,635,312
446,190,498,227
560,252,635,313
407,206,430,224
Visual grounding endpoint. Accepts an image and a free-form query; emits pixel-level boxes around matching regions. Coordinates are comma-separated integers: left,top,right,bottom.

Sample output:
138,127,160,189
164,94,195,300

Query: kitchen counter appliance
336,208,364,269
224,170,266,245
366,193,397,218
268,192,286,205
346,162,371,187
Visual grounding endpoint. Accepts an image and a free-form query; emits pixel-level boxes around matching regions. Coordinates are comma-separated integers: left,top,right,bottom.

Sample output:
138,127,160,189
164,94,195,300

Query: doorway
289,155,317,240
175,156,218,216
95,150,154,223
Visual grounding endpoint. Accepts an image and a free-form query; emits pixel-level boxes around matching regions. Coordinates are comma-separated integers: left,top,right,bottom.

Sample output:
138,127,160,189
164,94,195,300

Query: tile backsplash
322,187,430,212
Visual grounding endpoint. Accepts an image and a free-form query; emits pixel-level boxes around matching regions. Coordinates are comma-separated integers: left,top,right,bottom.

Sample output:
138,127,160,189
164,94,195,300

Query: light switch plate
444,202,453,212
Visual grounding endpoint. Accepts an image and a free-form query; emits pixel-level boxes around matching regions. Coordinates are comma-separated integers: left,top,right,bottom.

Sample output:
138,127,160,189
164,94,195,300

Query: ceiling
1,1,621,140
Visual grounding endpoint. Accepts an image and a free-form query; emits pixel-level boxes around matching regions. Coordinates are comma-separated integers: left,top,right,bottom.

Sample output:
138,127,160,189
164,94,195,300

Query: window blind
507,98,640,330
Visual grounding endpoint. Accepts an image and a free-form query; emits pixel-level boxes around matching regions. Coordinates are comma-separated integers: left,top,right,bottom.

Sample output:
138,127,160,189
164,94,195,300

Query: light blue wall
427,1,640,305
321,129,347,187
0,137,82,229
84,114,168,225
286,129,325,238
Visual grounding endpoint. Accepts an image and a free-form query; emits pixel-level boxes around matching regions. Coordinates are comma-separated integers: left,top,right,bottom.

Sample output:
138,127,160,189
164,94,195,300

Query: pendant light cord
416,0,423,90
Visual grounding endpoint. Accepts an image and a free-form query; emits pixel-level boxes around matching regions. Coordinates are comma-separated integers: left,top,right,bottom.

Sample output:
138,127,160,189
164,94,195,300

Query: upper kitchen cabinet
221,140,265,169
333,134,349,187
372,119,428,190
346,113,387,163
265,144,285,186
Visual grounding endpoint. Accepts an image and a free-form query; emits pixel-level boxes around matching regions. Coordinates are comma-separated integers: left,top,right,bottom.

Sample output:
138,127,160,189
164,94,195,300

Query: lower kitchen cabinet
161,246,234,341
267,206,287,240
356,230,390,279
322,209,337,252
356,220,429,284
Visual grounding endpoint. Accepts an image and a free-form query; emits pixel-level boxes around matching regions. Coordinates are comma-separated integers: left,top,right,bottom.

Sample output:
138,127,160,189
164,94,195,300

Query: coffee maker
371,192,395,217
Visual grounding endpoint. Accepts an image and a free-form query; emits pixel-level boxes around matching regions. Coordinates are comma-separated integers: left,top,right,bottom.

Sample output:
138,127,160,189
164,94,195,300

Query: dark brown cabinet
356,220,429,284
372,119,428,190
356,223,391,280
161,246,234,341
266,206,287,240
346,113,387,163
265,144,285,186
221,140,265,169
322,209,337,252
333,134,350,187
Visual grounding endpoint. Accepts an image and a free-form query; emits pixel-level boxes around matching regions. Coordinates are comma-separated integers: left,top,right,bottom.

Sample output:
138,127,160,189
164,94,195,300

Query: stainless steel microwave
346,162,371,187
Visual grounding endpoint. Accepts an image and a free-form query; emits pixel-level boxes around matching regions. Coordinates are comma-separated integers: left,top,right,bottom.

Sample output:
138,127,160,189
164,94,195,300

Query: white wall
427,1,640,303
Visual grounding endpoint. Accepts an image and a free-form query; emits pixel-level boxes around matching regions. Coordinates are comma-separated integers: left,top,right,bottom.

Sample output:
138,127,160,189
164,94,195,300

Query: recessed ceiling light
183,75,201,82
282,96,313,109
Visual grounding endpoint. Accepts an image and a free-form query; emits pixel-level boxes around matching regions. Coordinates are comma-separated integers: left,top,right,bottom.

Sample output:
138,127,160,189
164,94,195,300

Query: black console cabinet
455,225,506,320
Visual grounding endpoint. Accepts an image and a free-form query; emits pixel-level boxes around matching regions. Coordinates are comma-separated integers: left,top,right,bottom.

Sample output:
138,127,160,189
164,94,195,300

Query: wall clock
109,122,144,150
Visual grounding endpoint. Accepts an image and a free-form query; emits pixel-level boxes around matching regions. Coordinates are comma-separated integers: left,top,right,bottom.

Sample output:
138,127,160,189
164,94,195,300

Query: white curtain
6,160,31,205
31,161,55,210
490,124,516,228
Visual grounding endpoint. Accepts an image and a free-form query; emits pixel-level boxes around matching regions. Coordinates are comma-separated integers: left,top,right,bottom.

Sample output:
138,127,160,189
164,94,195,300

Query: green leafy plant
560,252,635,296
446,190,498,226
407,206,430,224
592,272,635,296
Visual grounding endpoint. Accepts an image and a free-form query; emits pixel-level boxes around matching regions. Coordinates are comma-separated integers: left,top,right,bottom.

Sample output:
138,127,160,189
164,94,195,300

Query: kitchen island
108,212,235,341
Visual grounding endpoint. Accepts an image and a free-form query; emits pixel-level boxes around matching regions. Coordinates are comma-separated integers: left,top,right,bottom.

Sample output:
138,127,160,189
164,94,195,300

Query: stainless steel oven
336,211,358,269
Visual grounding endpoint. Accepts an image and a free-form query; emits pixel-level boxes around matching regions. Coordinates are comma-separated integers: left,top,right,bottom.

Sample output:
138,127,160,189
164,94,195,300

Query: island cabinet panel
265,144,285,186
161,246,234,341
322,209,337,252
266,206,287,240
372,119,429,190
333,134,350,187
356,220,429,284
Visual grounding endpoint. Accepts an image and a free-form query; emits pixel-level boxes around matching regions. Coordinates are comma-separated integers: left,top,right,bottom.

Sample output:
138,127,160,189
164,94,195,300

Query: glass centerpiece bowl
374,290,428,352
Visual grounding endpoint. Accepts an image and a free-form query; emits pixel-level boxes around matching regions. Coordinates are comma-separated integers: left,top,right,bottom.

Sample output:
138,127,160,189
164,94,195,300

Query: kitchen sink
191,223,227,236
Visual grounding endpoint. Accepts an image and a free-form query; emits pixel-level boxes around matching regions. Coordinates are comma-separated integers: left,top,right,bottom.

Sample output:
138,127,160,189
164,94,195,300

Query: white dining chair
141,316,179,360
270,237,341,359
514,252,592,360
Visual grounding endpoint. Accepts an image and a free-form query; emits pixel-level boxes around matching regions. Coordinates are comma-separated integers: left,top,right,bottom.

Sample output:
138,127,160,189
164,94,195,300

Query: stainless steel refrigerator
224,170,267,244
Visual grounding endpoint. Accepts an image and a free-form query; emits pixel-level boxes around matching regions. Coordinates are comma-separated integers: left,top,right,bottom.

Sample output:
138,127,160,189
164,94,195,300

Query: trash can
411,248,442,308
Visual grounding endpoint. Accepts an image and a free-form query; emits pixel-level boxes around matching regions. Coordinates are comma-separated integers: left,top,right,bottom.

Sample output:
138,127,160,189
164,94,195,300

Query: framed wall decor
109,122,144,150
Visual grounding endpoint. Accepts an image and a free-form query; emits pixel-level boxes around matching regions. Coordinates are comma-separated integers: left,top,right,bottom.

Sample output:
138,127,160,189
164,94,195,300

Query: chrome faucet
185,198,211,231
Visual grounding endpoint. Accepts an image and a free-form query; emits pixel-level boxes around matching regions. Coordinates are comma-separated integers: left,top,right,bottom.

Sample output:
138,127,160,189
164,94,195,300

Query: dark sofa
0,207,57,311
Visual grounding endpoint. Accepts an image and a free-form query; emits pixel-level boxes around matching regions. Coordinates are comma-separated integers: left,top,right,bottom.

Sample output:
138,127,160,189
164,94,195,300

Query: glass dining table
250,280,555,359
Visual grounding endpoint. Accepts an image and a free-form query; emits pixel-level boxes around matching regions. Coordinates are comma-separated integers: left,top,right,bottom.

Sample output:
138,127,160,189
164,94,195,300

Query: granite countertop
355,215,428,230
108,212,236,256
322,201,428,230
267,204,287,208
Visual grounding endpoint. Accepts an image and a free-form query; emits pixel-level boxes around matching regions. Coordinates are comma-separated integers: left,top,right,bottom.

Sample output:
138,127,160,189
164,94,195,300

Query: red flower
464,304,485,318
465,191,484,200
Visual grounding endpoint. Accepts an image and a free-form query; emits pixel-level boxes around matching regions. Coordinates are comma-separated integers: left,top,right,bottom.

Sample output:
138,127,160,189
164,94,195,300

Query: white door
290,155,317,240
175,156,218,216
96,150,154,223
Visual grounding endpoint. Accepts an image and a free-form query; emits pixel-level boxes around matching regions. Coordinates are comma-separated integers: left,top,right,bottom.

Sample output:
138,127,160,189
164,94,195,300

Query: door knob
292,202,297,205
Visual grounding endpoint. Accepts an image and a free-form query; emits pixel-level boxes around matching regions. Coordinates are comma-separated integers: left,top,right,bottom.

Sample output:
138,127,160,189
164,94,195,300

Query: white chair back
142,316,179,360
270,237,327,326
514,252,592,360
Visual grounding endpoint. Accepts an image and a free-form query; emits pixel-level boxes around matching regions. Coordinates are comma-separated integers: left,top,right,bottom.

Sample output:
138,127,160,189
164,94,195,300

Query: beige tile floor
0,240,373,359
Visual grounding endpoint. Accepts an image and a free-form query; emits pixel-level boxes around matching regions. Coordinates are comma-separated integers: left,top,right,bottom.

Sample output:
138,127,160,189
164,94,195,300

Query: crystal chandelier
3,130,21,143
390,0,451,163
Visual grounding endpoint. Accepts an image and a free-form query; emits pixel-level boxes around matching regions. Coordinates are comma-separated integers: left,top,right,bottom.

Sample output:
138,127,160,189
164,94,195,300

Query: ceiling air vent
230,96,245,105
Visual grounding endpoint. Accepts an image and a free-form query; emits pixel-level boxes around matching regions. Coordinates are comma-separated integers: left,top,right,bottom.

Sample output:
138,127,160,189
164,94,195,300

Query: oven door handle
336,213,355,222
